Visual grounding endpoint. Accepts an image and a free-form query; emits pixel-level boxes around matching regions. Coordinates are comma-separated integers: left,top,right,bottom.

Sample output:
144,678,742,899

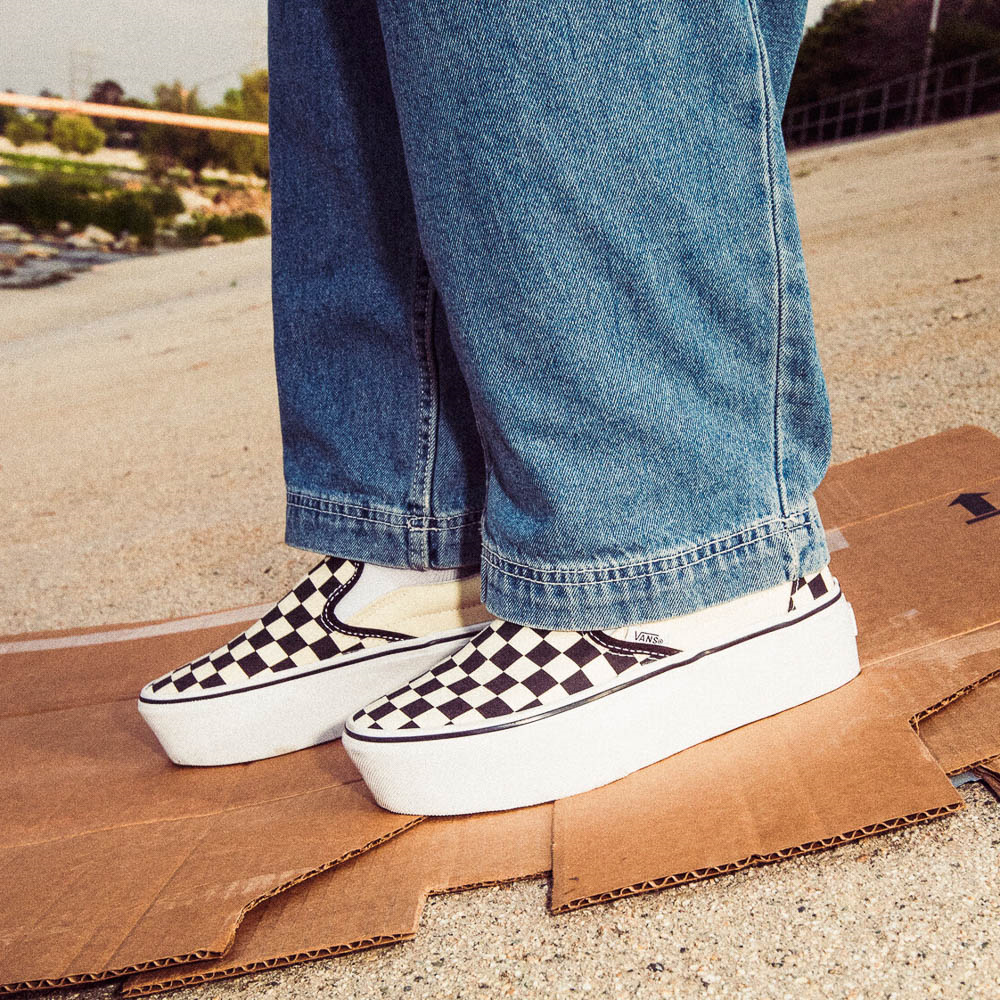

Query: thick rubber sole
343,596,860,815
137,627,479,766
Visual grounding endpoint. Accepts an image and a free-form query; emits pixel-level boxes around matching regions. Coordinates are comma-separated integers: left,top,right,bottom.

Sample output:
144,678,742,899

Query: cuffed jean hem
285,489,483,569
480,499,831,630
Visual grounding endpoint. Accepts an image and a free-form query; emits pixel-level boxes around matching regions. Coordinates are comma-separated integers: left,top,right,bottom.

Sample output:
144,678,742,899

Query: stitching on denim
481,507,814,579
747,0,789,517
408,250,440,565
288,489,481,526
287,493,484,532
482,518,808,578
483,518,815,589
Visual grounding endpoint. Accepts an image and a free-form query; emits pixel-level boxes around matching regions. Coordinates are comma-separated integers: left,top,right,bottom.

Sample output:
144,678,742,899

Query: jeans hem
480,499,829,630
285,489,483,569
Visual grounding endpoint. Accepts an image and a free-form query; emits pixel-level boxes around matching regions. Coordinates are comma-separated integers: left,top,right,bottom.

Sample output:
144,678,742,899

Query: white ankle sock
335,562,475,622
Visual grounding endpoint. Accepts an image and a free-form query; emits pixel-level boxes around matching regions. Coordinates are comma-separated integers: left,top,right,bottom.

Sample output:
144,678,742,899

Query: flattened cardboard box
0,621,421,992
552,424,1000,910
2,426,999,995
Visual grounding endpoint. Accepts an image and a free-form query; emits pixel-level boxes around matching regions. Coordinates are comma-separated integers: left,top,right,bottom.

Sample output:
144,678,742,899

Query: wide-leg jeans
269,0,832,630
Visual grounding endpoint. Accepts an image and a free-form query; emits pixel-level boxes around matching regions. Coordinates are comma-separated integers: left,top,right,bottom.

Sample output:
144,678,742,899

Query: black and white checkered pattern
148,558,409,698
351,570,834,734
788,571,828,611
351,620,661,732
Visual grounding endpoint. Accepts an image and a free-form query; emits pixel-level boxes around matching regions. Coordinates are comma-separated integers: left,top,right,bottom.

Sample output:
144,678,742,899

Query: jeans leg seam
408,249,440,565
481,507,816,584
747,0,788,518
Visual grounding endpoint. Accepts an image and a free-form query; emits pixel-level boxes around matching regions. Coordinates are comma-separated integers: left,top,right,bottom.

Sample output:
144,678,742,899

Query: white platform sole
343,596,860,815
138,627,479,766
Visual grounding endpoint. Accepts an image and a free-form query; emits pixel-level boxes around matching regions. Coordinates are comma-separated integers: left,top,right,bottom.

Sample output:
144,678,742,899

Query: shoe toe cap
139,653,215,702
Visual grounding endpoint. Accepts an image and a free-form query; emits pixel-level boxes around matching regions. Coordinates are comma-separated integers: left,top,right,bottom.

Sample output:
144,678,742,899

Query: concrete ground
4,112,999,998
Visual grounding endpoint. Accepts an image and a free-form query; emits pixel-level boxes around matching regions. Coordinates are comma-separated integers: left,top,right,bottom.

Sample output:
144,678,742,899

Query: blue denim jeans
269,0,831,630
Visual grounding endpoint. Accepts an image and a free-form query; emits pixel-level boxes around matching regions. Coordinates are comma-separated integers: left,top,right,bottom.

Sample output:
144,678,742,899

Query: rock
80,224,116,246
56,221,74,235
65,233,95,249
0,252,22,274
200,233,224,247
0,223,31,242
21,243,59,260
113,234,141,252
178,187,215,212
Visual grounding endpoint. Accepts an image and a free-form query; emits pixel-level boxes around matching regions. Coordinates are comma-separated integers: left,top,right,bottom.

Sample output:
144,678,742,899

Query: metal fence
782,46,1000,148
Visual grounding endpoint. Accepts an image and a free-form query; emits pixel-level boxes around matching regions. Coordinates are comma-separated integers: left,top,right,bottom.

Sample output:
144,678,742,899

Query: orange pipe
0,93,268,136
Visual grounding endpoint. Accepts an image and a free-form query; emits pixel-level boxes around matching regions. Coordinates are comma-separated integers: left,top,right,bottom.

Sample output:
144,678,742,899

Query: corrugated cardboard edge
120,870,551,998
121,803,554,998
549,804,962,913
976,759,1000,800
121,934,415,996
552,663,1000,913
915,665,1000,775
1,817,422,995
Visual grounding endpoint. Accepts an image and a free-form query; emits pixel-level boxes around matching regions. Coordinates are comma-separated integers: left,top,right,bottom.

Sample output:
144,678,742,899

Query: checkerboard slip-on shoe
343,567,860,815
138,558,490,766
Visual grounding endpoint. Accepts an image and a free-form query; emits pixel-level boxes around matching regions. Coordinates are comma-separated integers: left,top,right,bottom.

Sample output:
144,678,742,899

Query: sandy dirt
5,112,1000,998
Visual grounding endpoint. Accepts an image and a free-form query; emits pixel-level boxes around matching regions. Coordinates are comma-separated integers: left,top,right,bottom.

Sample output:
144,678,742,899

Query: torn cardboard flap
122,805,552,996
0,626,419,994
3,426,1000,995
976,758,1000,800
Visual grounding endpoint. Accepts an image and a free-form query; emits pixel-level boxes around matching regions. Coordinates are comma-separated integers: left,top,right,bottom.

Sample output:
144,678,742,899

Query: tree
87,79,124,106
117,97,153,151
86,79,133,147
33,88,61,134
51,113,106,155
4,113,47,147
140,81,215,179
208,69,269,177
788,0,1000,109
787,1,878,107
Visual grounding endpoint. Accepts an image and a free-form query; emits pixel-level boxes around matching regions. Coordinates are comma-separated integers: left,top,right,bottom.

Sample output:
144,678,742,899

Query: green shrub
176,211,268,245
144,187,185,218
0,175,164,245
211,212,268,240
50,114,106,156
0,175,94,230
93,192,156,245
4,114,46,148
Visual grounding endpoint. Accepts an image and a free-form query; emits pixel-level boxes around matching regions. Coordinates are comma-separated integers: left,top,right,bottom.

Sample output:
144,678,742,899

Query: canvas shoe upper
343,567,860,815
139,557,490,766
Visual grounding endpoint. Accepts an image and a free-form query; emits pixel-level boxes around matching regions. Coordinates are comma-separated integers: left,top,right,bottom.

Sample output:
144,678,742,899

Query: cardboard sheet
2,426,999,994
122,805,552,996
0,622,419,993
551,426,1000,910
976,757,1000,800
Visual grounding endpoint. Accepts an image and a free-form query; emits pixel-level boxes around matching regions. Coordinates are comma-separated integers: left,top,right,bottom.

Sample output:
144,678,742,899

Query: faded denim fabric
270,0,832,630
